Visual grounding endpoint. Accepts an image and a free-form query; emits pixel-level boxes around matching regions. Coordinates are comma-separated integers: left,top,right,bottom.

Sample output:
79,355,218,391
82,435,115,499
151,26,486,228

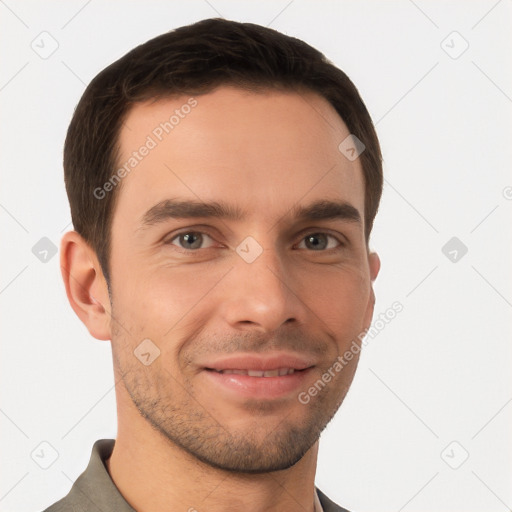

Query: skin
61,86,380,512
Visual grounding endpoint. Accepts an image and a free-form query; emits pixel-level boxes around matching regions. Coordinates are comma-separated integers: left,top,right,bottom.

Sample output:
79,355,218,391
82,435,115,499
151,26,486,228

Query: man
47,17,382,512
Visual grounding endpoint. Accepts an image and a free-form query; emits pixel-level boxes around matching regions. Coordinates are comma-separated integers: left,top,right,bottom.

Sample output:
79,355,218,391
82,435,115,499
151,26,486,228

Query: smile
210,368,300,377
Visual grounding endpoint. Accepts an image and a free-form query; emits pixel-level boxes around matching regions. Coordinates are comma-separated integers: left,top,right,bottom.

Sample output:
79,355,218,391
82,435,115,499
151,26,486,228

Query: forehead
114,86,365,229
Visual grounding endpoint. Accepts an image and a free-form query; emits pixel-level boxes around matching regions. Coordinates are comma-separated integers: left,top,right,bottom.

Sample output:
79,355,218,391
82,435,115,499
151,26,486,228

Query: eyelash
164,229,346,253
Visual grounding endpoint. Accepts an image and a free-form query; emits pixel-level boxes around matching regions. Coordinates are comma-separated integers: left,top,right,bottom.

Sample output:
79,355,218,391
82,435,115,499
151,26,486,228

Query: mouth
206,368,305,377
200,353,316,400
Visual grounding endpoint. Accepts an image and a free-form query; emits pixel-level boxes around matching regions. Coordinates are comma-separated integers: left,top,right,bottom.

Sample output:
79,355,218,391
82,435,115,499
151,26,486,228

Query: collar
64,439,324,511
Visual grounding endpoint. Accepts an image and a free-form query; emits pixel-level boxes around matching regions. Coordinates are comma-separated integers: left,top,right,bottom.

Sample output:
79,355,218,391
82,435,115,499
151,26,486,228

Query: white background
1,1,511,511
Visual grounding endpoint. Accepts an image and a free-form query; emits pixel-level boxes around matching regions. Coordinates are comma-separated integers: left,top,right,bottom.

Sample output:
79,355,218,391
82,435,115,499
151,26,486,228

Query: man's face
108,86,379,472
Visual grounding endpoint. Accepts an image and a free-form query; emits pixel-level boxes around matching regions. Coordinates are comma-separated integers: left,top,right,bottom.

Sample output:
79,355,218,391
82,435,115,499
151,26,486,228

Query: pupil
183,233,200,248
307,234,326,250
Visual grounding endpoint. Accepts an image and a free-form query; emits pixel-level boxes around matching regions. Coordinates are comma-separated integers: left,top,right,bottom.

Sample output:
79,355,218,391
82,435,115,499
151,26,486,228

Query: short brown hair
64,18,382,285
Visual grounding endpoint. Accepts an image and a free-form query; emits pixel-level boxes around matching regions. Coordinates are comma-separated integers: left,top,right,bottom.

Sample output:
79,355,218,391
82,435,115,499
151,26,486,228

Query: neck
106,385,320,512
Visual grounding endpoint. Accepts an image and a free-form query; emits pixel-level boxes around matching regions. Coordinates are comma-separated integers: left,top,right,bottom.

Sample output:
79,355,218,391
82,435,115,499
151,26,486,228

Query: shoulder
41,497,89,512
39,439,118,512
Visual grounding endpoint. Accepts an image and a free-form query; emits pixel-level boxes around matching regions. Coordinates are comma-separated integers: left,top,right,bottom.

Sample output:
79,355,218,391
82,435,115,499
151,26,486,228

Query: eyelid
164,230,219,250
162,226,348,251
163,225,220,243
294,227,347,246
294,231,345,250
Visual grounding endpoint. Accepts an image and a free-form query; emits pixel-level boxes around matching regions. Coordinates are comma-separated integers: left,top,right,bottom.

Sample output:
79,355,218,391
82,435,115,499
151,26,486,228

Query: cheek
113,263,226,340
303,267,371,337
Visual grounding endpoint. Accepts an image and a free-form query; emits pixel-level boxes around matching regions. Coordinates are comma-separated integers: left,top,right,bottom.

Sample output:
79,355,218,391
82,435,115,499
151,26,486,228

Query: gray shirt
43,439,350,512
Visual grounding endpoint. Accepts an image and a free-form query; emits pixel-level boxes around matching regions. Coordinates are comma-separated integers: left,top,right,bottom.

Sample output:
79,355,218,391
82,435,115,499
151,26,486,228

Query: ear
362,251,381,331
60,231,112,340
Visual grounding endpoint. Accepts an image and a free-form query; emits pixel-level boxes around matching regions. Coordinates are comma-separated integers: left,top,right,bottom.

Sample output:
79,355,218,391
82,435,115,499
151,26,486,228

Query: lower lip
202,368,313,400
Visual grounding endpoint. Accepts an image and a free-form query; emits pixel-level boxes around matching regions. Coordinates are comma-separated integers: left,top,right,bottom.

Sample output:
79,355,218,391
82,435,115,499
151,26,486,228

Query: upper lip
202,352,316,372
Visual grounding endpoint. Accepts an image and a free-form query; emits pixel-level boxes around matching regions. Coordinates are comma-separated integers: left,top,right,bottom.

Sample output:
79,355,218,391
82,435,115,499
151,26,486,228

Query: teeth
248,370,265,377
217,368,296,377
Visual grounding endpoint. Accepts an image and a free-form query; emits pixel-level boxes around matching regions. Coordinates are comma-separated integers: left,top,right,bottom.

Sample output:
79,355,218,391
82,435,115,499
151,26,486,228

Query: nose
217,243,307,333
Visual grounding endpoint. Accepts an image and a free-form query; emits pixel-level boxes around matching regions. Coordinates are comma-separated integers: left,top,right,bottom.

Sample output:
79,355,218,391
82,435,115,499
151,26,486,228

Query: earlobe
368,251,381,282
60,231,111,341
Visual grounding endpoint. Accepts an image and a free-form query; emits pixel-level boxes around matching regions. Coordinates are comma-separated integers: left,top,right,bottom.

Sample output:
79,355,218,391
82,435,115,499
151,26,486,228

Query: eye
167,231,215,251
297,233,343,251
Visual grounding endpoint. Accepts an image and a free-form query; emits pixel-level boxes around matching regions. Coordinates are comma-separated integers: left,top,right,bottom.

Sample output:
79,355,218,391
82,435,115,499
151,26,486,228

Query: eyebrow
138,198,361,229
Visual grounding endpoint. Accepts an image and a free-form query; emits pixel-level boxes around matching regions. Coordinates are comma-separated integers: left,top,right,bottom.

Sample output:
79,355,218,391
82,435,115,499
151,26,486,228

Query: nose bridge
238,238,289,302
219,238,304,332
248,241,287,291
